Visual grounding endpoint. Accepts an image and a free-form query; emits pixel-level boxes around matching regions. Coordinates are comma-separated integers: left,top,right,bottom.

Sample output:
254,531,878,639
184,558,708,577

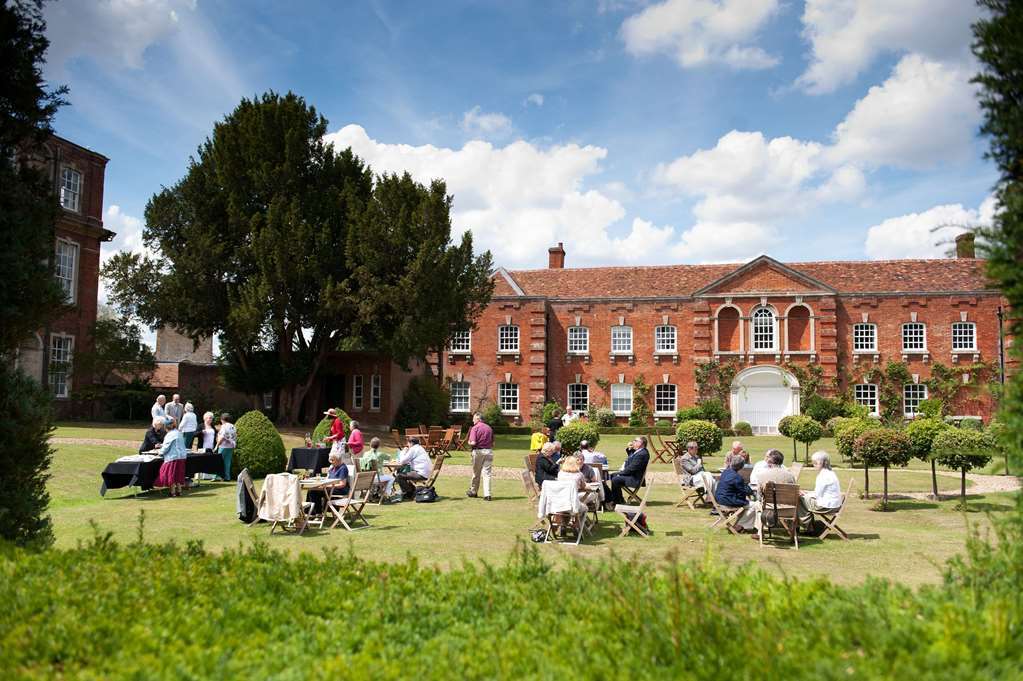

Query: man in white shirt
165,394,184,423
561,408,578,427
581,441,608,466
151,394,167,420
394,436,433,499
751,450,795,488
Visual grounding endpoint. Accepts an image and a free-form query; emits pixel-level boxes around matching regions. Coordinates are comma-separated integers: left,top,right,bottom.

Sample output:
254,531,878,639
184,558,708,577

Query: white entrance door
730,366,800,434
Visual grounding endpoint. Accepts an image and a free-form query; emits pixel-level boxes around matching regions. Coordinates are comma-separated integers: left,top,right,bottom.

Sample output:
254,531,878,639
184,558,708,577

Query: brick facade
443,251,1011,429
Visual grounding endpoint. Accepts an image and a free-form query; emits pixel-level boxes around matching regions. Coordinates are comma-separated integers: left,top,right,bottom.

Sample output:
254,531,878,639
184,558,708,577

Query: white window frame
852,323,877,353
951,322,977,352
567,326,589,354
498,325,520,353
54,238,79,304
654,384,677,417
449,330,471,353
352,374,364,410
370,374,382,411
498,382,519,414
902,322,927,352
610,325,633,355
751,307,777,352
854,384,878,416
449,381,470,413
903,383,928,417
60,166,82,212
49,333,74,399
610,383,633,416
567,383,589,413
654,325,677,353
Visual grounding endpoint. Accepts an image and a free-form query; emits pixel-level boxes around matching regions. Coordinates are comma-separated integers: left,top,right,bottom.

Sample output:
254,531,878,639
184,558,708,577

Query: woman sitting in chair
535,442,560,488
307,451,349,516
714,455,756,532
800,451,842,517
557,453,587,492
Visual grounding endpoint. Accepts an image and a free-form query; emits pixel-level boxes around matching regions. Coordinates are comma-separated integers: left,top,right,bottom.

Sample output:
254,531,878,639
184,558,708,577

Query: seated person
556,454,587,492
715,456,756,531
750,449,771,481
360,437,396,500
535,442,560,487
751,449,795,487
607,436,650,507
800,451,842,518
580,440,609,467
678,440,705,487
139,418,165,454
307,451,349,515
394,436,432,499
529,427,549,454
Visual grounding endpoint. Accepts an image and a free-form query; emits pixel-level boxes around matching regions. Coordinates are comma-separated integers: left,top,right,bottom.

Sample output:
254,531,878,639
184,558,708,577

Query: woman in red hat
323,408,346,464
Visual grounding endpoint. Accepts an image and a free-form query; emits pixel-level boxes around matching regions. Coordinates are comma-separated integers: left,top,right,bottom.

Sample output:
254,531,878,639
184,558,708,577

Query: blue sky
45,0,997,273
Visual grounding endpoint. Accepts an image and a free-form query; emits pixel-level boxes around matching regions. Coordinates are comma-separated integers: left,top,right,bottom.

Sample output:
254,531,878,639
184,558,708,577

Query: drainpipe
997,306,1006,385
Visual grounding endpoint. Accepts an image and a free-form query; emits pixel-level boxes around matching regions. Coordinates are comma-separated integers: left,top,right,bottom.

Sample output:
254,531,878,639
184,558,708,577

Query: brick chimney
548,242,565,269
955,232,976,259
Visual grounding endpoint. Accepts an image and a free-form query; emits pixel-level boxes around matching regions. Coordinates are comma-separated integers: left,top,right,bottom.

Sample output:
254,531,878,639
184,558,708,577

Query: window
352,374,364,410
54,239,78,303
611,325,633,354
654,384,677,416
568,326,589,354
262,391,274,410
49,334,74,399
904,383,928,417
449,331,471,353
370,374,382,411
654,325,677,353
952,322,976,351
567,383,589,413
60,167,81,212
449,381,470,413
498,325,519,353
611,383,633,416
902,322,926,352
752,307,776,351
854,384,878,415
498,383,519,414
853,323,876,352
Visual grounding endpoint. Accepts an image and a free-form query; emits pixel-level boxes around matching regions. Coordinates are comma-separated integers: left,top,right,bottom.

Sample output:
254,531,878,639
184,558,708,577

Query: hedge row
494,426,678,436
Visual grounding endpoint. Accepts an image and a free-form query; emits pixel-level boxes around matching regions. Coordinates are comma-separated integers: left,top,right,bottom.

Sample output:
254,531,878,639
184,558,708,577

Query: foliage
310,407,352,444
233,410,285,479
654,419,673,429
108,377,155,421
801,394,848,424
932,427,996,506
480,401,505,428
926,361,1000,411
628,375,652,426
917,398,944,419
823,415,848,438
786,415,823,446
555,420,600,454
541,400,562,423
857,361,912,423
0,363,54,547
732,421,752,436
906,418,952,461
675,406,703,421
393,375,450,430
693,359,739,405
782,361,825,402
853,428,913,510
959,418,984,431
593,408,616,427
73,313,156,386
777,414,796,438
986,418,1011,474
835,418,877,461
675,420,723,455
695,398,729,426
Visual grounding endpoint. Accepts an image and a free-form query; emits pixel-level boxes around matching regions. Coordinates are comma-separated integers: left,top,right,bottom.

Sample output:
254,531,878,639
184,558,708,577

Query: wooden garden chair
405,428,421,442
521,469,540,505
305,477,348,530
614,478,654,537
427,426,444,446
525,453,538,475
258,473,309,536
648,433,673,464
758,481,801,549
391,429,406,448
657,432,681,459
414,453,445,491
621,477,645,505
809,478,853,541
538,480,588,545
707,490,745,536
326,471,376,531
673,457,706,510
788,462,803,482
418,424,429,435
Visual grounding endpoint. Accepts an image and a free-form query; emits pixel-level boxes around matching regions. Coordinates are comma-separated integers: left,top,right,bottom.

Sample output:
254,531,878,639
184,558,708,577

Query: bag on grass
530,528,546,543
414,486,438,503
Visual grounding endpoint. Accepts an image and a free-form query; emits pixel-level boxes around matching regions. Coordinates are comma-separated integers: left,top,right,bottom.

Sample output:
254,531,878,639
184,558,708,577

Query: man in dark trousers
546,409,563,442
608,436,649,507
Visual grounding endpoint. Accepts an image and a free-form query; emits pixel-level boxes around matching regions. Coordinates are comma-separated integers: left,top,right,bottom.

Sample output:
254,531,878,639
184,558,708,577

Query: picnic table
100,451,224,495
286,447,331,474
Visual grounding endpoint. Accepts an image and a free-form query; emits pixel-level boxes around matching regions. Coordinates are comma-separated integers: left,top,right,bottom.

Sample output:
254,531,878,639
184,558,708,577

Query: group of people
143,393,237,496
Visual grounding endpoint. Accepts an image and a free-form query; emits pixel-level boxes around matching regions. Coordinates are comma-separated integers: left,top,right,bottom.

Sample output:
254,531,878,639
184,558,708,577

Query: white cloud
864,198,995,260
102,205,149,263
524,93,544,107
620,0,780,70
460,106,513,139
797,0,979,94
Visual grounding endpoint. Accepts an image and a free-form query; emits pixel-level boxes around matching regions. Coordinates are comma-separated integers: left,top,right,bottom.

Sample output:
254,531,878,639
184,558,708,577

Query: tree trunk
792,439,797,463
930,459,939,499
805,442,810,461
281,342,333,426
882,465,889,511
1005,451,1011,477
864,466,870,499
960,468,967,507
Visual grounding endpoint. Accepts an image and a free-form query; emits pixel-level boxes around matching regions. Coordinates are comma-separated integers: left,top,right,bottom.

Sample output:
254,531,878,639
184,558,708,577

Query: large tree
104,92,493,424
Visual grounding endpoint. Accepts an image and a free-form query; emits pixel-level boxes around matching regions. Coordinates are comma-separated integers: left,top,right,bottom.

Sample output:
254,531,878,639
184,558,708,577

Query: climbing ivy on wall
854,359,1001,423
781,361,826,402
694,359,740,405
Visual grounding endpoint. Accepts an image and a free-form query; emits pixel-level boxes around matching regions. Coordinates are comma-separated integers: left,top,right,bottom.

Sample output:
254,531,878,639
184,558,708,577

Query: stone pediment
692,255,837,296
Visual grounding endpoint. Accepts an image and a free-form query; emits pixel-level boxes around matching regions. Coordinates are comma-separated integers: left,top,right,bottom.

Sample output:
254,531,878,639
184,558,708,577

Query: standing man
546,408,563,442
466,412,495,501
151,394,167,420
165,394,184,424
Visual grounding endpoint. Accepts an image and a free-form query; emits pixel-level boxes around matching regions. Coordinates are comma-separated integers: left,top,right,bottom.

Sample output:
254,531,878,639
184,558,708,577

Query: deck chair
758,481,801,549
673,457,707,510
789,462,803,482
326,471,376,531
305,478,349,530
405,427,422,442
809,478,853,541
707,490,745,535
258,473,308,536
418,424,429,435
615,478,654,537
648,433,673,464
414,453,445,491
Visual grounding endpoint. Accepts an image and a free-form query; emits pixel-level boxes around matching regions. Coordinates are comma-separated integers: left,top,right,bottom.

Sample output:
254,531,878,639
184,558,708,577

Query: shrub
594,408,616,427
986,419,1010,475
853,428,913,509
654,419,673,430
777,414,796,438
802,394,848,424
675,419,722,455
556,421,600,454
918,398,944,419
824,415,849,438
393,375,450,430
310,407,352,444
835,418,876,462
696,398,729,426
675,406,703,422
906,417,952,498
481,402,505,427
932,429,995,508
0,365,54,547
786,415,823,462
541,400,562,423
959,417,984,431
628,406,649,427
732,421,753,436
234,410,286,479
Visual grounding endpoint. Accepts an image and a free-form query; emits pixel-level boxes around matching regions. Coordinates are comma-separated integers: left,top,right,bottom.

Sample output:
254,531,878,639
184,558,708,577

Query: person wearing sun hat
323,407,347,464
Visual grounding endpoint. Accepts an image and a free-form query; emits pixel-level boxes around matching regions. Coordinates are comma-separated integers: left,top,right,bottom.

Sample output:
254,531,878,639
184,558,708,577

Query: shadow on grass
879,500,941,511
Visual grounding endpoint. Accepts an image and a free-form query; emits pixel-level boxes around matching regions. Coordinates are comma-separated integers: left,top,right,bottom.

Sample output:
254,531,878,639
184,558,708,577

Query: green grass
48,436,1015,587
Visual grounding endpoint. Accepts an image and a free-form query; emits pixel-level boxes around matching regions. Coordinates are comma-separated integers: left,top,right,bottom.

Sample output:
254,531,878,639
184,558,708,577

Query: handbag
414,486,437,503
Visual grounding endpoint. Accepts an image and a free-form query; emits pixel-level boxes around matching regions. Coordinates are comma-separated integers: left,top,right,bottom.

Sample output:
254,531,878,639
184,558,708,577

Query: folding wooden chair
413,453,445,491
405,428,421,442
427,426,444,447
521,469,540,505
789,462,803,482
758,481,801,549
326,471,376,531
391,429,406,448
673,457,706,510
305,478,348,530
648,432,673,464
621,477,644,505
707,491,745,536
809,478,853,541
539,481,588,545
615,478,654,537
525,453,538,476
258,473,309,536
657,433,681,459
418,424,429,435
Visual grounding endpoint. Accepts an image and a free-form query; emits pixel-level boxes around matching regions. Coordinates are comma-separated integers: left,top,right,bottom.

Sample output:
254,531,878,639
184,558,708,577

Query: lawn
50,431,1016,587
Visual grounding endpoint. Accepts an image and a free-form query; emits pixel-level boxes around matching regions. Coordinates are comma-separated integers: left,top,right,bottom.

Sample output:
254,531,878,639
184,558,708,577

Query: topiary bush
594,408,616,427
777,414,796,438
853,428,913,510
234,410,286,479
906,417,952,498
311,407,352,444
555,420,600,455
676,419,723,456
786,415,823,463
481,401,505,427
932,429,995,508
393,375,450,430
824,415,849,438
802,394,849,424
731,421,752,436
654,419,673,430
835,418,876,463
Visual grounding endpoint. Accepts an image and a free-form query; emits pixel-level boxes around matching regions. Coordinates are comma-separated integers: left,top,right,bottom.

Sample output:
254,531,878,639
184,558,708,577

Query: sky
44,0,998,277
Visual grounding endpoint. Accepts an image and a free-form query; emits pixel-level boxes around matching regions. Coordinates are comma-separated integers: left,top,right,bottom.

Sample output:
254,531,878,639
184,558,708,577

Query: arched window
751,307,777,351
716,306,741,352
786,304,811,352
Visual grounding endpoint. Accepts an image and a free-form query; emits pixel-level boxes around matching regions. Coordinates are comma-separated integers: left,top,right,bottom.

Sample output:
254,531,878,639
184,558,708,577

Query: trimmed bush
786,415,823,462
835,418,876,462
732,421,753,436
696,399,729,426
802,394,848,424
675,406,703,422
393,375,450,430
853,428,913,509
594,408,616,427
234,410,286,479
675,419,722,455
824,415,849,438
556,420,600,454
959,417,984,431
777,414,796,438
986,419,1010,475
932,429,995,508
917,398,944,419
654,419,673,429
310,407,352,444
481,402,505,427
906,417,952,498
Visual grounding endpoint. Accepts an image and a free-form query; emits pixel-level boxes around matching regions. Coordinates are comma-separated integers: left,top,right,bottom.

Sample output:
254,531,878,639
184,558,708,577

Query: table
287,447,331,474
100,452,225,495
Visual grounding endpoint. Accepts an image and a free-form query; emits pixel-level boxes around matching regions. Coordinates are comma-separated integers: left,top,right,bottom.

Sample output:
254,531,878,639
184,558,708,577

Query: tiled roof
495,258,995,298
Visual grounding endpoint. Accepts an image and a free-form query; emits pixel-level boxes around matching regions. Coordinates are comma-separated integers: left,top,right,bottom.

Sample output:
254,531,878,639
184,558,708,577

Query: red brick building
441,239,1010,432
14,135,112,416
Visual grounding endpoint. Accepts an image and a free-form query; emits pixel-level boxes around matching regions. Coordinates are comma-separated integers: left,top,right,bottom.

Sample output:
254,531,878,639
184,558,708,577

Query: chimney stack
548,242,566,269
955,232,976,259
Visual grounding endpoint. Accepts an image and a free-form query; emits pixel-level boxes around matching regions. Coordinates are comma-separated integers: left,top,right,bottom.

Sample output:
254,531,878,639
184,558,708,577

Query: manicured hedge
676,419,723,455
234,410,286,479
556,420,600,454
311,408,352,444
